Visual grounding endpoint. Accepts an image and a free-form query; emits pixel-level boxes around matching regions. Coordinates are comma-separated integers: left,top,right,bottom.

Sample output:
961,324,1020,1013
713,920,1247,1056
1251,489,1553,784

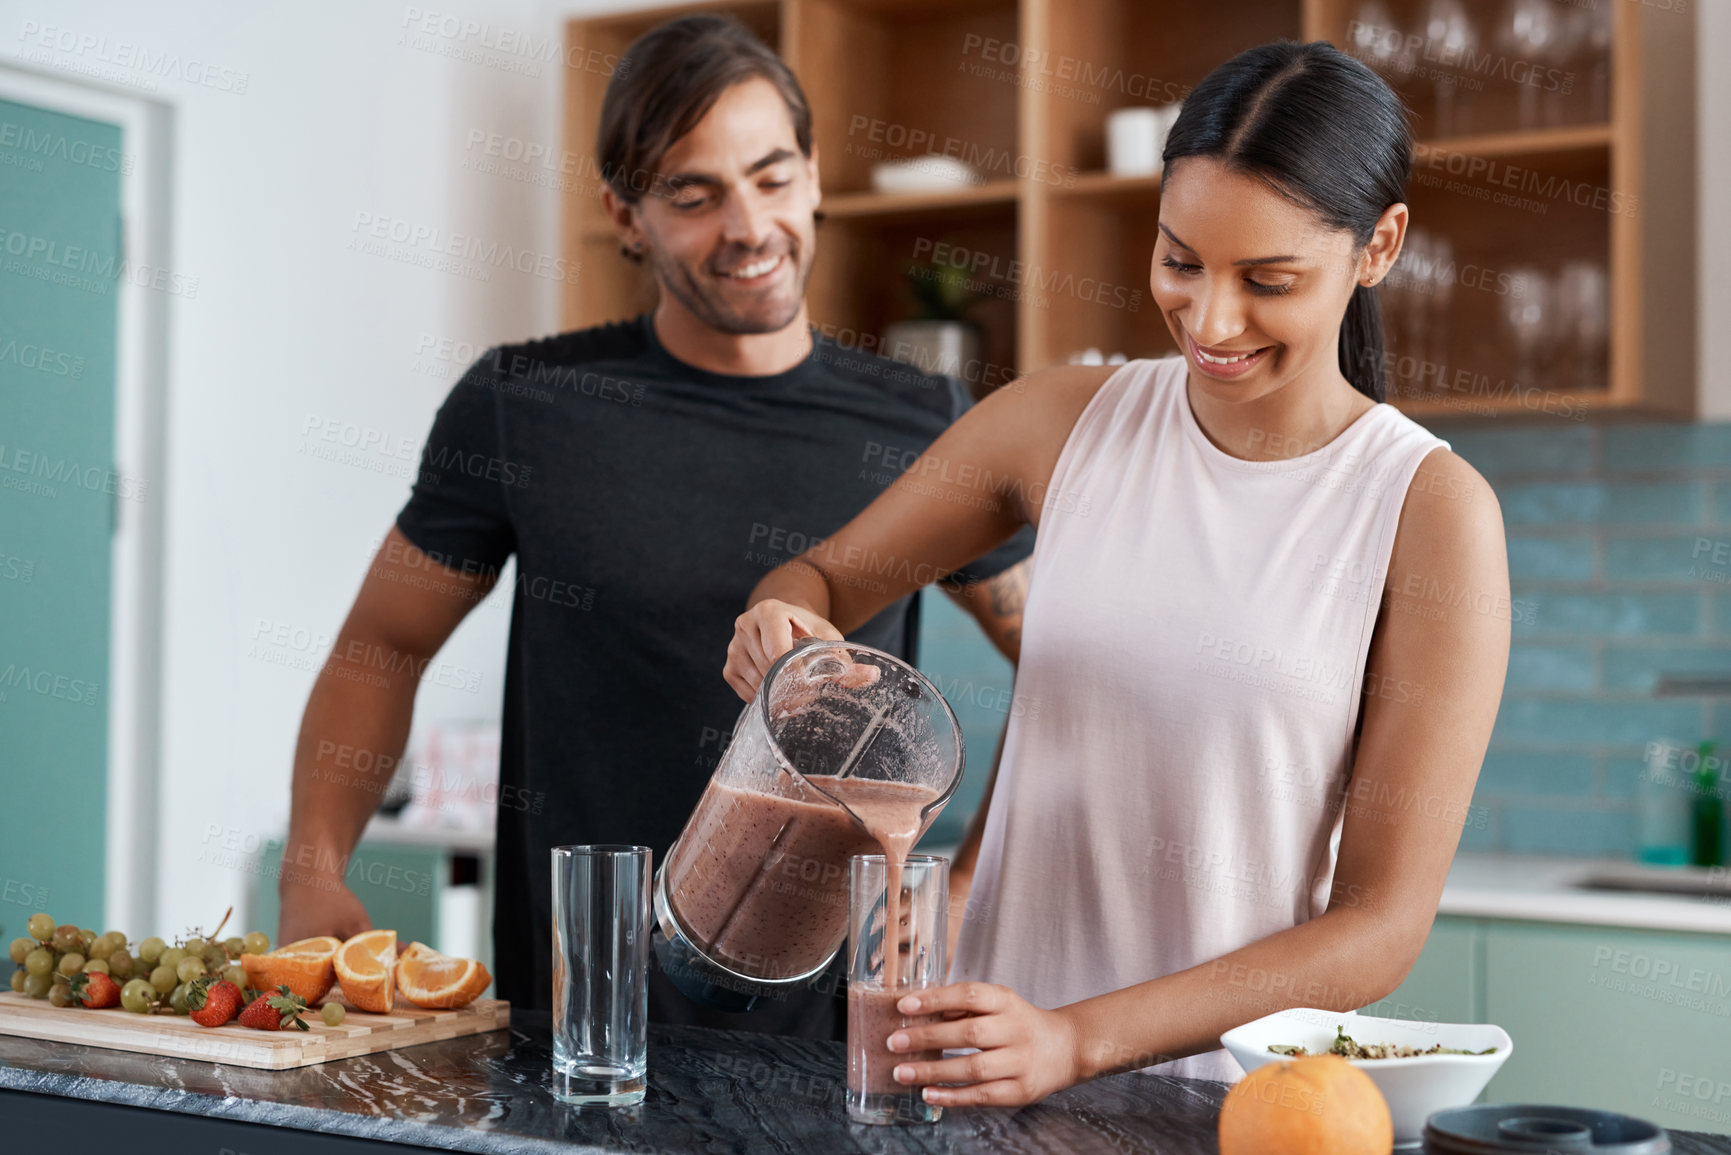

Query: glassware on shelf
1351,0,1406,78
1540,2,1586,128
1554,260,1609,395
1502,265,1554,389
1422,0,1479,138
1582,1,1613,124
1497,0,1561,130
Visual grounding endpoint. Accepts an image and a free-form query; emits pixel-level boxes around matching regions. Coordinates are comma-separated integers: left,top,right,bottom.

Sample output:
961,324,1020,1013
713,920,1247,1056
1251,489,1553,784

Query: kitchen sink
1570,862,1731,900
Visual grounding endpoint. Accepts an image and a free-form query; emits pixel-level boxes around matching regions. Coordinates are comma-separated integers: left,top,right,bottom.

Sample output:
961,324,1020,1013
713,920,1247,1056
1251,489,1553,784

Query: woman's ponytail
1339,283,1387,403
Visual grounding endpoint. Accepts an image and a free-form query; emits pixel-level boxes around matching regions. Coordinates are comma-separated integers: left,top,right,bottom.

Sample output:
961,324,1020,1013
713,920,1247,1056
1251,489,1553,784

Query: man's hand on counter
278,869,373,945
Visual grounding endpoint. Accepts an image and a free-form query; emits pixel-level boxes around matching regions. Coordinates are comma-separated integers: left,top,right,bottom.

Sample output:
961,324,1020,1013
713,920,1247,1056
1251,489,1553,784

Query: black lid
1425,1105,1670,1154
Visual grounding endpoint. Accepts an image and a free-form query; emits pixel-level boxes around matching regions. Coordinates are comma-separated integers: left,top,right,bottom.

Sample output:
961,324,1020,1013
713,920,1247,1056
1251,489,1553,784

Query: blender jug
653,639,964,1010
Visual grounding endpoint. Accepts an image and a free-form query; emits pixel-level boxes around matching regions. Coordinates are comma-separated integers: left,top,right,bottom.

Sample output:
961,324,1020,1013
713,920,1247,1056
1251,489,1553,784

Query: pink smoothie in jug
663,774,937,980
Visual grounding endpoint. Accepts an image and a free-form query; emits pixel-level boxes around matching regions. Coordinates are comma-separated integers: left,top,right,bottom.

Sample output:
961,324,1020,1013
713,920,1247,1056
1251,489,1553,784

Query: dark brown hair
597,14,812,209
1163,41,1412,403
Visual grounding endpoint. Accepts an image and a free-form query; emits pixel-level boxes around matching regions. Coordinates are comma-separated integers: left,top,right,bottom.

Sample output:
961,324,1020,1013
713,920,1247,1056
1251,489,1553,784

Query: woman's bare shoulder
955,362,1124,526
1389,447,1508,587
974,361,1120,436
1009,361,1122,406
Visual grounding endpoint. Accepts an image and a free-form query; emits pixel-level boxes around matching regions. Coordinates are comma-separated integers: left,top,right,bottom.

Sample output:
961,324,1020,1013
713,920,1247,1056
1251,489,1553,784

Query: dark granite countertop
2,1010,1729,1154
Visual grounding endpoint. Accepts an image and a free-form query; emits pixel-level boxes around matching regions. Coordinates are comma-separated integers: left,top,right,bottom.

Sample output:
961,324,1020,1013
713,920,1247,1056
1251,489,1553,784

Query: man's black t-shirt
395,313,1031,1038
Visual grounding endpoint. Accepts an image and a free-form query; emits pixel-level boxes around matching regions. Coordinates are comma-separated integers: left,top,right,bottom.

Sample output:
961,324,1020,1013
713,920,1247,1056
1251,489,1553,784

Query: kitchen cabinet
1380,914,1731,1133
559,0,1697,418
1367,915,1481,1028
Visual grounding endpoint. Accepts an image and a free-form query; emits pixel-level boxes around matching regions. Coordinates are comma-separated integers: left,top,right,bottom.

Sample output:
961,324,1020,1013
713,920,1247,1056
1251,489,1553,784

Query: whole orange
1218,1055,1393,1155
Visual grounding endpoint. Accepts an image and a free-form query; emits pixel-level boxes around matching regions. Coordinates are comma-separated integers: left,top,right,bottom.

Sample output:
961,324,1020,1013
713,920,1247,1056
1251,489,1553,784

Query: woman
724,41,1509,1107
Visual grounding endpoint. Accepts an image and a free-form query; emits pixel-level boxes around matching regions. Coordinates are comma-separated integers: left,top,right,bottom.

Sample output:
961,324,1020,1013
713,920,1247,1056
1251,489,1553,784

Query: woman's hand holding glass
884,982,1085,1109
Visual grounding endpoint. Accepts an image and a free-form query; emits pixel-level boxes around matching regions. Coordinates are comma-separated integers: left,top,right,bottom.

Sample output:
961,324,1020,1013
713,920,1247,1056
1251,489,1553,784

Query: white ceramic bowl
1220,1008,1513,1149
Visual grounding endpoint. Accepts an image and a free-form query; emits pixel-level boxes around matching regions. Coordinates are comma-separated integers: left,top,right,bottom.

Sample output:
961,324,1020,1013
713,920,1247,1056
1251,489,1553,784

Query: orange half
239,936,340,1004
396,941,492,1010
333,929,397,1013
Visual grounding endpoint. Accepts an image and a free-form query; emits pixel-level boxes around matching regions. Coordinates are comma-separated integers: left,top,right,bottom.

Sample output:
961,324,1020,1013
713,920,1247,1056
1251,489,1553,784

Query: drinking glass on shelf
1582,1,1614,124
1497,0,1560,130
1502,266,1554,389
1540,3,1585,127
1422,0,1479,137
1555,260,1609,395
1351,0,1405,78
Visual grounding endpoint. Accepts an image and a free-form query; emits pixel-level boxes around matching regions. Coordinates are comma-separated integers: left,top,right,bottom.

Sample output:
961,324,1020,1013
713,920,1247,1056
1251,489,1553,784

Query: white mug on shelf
1155,102,1183,144
1106,106,1163,177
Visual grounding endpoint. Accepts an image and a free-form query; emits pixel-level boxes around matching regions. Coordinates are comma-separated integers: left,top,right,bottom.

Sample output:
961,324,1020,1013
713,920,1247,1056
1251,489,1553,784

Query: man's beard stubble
648,240,812,337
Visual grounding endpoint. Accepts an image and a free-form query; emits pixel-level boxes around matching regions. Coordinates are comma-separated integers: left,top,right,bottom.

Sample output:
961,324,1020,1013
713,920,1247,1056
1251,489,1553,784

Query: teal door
0,97,123,936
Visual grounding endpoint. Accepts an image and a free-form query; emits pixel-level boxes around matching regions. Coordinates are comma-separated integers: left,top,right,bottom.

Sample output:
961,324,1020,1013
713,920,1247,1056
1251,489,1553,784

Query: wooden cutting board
0,991,511,1070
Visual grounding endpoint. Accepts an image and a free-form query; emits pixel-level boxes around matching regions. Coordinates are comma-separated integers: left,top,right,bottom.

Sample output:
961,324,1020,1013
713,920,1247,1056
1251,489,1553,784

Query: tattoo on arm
986,564,1028,620
944,560,1030,660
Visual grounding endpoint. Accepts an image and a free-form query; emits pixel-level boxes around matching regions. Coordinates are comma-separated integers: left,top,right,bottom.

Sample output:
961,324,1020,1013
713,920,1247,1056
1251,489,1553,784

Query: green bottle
1690,740,1724,868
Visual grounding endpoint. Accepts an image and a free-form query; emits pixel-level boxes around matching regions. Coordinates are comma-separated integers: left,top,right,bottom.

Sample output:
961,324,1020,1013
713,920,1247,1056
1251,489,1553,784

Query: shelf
809,208,1020,394
819,179,1021,220
1053,171,1163,200
574,0,778,39
795,0,1019,198
1415,123,1614,160
563,0,1696,417
811,0,1010,13
1391,390,1610,422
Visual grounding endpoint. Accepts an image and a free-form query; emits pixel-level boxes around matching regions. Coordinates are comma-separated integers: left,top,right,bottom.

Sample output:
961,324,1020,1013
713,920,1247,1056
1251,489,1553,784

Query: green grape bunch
8,906,271,1016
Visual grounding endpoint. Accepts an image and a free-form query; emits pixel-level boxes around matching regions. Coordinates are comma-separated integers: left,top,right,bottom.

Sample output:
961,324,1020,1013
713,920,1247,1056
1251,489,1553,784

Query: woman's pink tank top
949,355,1451,1081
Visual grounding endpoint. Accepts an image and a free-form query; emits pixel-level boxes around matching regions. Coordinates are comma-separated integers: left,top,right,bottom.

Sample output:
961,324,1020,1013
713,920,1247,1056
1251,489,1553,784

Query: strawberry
68,972,120,1009
238,984,310,1031
188,978,243,1028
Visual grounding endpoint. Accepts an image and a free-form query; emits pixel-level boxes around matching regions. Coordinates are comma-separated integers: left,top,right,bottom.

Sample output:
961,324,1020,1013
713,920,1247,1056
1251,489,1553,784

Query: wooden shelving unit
561,0,1697,419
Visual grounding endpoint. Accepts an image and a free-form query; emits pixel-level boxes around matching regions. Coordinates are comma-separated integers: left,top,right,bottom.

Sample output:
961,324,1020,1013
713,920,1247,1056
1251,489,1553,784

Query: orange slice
395,941,492,1009
238,936,340,1004
333,929,397,1012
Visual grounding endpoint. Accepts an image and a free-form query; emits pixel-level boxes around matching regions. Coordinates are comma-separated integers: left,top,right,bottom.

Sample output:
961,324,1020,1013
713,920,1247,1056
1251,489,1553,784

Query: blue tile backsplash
916,421,1731,862
1433,420,1729,858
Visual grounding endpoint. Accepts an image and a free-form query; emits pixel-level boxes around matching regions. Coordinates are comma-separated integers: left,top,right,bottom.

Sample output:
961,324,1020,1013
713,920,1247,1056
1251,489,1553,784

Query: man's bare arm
940,558,1028,666
278,526,498,943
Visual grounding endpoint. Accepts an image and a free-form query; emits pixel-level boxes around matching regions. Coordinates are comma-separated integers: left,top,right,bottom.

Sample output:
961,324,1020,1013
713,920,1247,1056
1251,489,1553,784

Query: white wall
0,0,590,938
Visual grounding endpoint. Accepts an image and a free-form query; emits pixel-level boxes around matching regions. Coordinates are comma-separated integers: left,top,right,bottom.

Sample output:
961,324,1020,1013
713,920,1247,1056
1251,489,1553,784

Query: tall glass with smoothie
653,639,963,1008
846,853,948,1125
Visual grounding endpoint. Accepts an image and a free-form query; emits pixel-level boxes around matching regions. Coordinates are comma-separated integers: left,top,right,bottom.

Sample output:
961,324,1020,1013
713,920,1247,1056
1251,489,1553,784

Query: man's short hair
597,14,813,208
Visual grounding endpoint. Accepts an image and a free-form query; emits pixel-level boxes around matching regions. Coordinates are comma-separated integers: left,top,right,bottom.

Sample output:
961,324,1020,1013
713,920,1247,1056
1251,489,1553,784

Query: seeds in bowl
1269,1025,1497,1061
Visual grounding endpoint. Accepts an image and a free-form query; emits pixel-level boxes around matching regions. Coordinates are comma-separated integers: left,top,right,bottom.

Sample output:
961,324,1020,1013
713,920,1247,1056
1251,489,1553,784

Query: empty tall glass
846,854,949,1125
552,845,650,1105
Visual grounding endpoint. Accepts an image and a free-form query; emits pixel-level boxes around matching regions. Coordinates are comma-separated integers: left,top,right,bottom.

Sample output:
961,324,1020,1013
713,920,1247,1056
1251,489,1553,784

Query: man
278,14,1030,1040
